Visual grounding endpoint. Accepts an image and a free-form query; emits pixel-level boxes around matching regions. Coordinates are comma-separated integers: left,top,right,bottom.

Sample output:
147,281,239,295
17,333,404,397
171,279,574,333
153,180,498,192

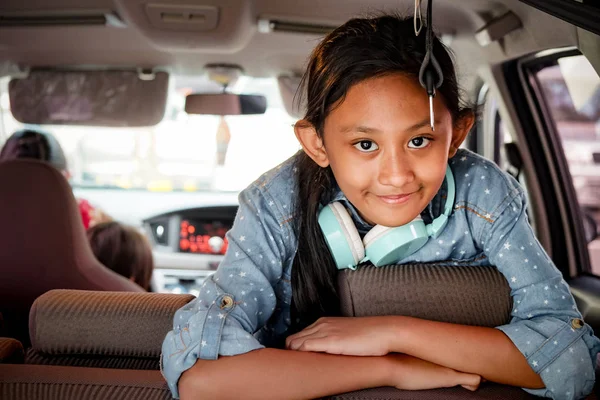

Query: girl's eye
353,140,379,153
408,137,431,149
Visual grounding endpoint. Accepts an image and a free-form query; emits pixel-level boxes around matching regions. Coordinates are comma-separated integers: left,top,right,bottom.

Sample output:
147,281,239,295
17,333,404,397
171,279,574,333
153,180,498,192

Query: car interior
0,0,599,399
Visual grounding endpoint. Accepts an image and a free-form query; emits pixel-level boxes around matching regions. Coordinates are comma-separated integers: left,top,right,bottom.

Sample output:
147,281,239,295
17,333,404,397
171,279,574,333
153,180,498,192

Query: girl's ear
294,120,330,168
449,112,475,158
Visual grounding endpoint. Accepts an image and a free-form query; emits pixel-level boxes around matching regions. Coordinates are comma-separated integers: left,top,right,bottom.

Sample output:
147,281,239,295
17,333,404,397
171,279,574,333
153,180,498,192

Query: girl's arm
179,348,480,400
386,316,544,388
388,172,595,393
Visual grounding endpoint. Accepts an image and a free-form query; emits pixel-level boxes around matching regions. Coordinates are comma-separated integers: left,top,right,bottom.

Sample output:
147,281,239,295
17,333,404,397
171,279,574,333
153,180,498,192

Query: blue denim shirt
161,149,600,399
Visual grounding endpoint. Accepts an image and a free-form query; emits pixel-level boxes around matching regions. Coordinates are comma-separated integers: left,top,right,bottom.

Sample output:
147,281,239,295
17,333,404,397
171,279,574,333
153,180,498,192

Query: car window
534,55,600,274
0,75,300,193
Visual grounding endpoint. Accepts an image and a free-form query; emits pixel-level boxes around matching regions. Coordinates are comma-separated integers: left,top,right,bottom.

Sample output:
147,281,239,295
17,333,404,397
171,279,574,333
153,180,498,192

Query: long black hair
290,14,474,330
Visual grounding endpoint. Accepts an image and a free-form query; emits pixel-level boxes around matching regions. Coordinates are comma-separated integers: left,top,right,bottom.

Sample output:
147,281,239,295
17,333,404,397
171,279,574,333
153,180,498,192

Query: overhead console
114,0,254,51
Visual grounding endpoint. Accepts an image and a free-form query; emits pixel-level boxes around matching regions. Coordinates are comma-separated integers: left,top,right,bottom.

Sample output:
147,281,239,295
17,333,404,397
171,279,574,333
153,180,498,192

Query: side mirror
582,209,599,244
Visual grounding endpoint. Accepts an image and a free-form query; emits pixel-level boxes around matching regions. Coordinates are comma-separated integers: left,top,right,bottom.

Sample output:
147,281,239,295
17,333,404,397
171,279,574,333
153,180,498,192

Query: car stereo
179,219,231,255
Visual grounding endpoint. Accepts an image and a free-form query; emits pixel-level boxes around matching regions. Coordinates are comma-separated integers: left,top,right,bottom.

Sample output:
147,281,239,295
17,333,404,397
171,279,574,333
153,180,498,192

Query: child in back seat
162,14,600,400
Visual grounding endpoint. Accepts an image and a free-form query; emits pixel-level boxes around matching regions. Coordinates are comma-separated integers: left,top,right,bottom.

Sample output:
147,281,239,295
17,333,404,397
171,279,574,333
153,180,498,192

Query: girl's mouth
377,192,414,205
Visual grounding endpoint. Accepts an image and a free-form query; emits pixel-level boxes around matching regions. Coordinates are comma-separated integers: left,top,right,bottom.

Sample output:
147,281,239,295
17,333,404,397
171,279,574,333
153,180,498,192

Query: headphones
318,165,455,270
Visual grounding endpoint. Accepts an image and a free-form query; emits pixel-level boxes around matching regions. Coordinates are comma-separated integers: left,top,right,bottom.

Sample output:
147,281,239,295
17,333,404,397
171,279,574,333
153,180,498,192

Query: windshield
0,75,300,192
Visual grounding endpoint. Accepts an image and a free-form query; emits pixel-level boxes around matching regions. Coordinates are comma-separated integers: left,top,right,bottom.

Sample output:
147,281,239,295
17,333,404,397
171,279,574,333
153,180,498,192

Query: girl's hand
385,353,482,391
285,316,395,356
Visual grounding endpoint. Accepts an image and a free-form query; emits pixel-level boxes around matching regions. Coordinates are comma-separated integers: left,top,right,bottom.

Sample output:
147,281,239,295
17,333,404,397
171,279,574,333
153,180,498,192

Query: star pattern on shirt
485,189,490,194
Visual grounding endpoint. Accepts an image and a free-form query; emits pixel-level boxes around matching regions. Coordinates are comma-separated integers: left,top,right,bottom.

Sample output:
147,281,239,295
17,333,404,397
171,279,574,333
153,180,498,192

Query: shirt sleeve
161,184,292,399
481,188,600,399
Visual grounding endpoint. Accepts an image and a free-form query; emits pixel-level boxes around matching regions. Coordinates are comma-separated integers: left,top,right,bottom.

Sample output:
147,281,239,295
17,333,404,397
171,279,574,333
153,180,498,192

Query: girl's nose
377,152,415,188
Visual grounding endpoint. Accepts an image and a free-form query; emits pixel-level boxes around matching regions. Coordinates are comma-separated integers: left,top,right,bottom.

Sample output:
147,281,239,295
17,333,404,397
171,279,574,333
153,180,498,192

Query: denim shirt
162,149,600,399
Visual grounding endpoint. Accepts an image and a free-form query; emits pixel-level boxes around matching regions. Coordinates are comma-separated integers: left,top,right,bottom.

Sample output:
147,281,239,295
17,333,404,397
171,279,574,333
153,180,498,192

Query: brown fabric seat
26,290,195,369
0,364,171,400
0,267,594,399
0,160,143,346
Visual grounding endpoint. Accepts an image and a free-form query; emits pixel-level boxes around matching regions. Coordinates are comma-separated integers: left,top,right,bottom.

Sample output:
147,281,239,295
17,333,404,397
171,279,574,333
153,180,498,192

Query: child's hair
291,14,474,329
87,221,154,290
0,128,67,171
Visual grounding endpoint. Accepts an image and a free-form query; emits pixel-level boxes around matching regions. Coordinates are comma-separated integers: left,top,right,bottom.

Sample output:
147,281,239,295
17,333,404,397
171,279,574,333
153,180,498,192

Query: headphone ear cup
329,202,365,265
363,216,428,267
363,224,394,249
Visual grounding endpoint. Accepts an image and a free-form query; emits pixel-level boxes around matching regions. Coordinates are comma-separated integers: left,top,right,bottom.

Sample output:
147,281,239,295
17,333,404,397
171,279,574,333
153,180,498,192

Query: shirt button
221,295,234,309
571,318,584,329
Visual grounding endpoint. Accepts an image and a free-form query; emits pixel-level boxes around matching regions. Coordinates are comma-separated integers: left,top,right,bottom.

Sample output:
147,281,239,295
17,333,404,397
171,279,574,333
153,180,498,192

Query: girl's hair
0,129,68,171
87,221,154,290
290,14,474,330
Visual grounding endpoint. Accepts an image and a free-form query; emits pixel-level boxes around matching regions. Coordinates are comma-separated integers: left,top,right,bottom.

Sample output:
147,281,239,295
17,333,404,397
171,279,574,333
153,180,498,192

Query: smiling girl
162,14,600,400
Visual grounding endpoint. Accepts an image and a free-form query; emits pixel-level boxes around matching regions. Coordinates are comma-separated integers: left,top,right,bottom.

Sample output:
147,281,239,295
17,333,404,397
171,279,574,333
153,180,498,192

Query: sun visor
9,70,169,127
578,28,600,80
277,75,304,119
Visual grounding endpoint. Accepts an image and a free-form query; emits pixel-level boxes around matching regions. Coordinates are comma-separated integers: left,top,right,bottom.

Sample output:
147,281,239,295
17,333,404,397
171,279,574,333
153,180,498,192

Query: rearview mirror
185,93,267,115
9,70,169,127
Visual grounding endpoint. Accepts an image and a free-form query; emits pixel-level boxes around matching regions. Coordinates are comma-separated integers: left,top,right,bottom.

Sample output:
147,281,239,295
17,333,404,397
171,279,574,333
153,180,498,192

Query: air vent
150,221,169,246
145,4,219,31
258,18,336,35
0,9,126,28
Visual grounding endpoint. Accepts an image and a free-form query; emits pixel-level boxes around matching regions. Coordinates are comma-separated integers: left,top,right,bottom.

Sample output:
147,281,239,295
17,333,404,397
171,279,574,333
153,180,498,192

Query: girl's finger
296,337,331,352
285,325,322,347
287,333,329,351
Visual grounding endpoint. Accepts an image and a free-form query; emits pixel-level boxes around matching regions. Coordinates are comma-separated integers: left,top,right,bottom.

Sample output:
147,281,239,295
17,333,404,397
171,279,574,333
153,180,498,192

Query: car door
474,46,600,332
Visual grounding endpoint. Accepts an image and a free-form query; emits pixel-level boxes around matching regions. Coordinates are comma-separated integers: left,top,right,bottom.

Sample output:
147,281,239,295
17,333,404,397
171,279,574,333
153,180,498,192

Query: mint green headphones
318,165,455,270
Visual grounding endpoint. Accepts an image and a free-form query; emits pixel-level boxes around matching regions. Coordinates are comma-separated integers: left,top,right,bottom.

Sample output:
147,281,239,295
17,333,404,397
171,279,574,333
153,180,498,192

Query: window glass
535,55,600,273
0,75,300,193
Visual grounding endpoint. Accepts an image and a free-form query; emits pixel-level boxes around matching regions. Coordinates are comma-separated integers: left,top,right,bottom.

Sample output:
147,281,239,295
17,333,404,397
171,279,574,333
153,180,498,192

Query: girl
87,221,154,290
162,15,600,399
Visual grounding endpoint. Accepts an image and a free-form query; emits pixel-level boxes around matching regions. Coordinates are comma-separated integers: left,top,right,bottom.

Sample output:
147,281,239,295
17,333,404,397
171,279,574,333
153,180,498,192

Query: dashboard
142,205,238,296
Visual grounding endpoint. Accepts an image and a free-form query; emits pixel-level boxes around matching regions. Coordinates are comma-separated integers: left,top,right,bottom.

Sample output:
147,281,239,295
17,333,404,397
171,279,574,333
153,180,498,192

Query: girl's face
296,73,472,227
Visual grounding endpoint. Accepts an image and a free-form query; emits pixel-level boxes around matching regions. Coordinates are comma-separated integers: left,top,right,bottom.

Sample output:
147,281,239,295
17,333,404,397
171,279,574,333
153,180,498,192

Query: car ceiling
0,0,581,95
